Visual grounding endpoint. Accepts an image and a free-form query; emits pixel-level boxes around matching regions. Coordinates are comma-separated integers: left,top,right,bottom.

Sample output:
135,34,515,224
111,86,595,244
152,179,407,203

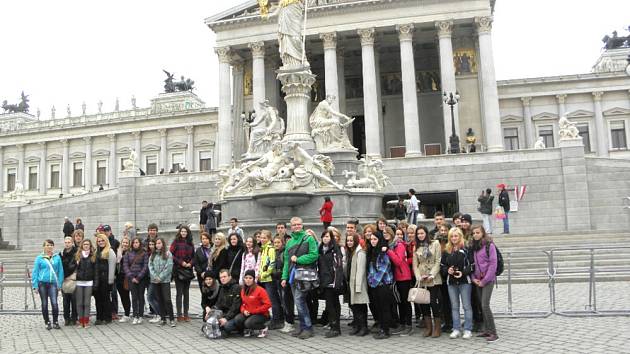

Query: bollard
506,252,513,316
587,248,597,312
24,263,29,311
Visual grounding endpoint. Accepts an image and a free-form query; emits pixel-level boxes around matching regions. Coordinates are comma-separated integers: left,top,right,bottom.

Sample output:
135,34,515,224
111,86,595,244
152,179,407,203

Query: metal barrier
24,263,36,311
0,261,4,310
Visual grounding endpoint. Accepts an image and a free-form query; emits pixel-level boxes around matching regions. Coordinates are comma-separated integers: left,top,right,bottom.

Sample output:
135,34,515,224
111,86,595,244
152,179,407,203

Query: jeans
262,281,284,324
291,284,312,331
448,283,473,332
407,210,418,225
94,282,112,321
476,282,497,335
155,282,174,322
322,288,341,330
419,285,442,318
174,278,191,317
75,286,92,320
62,292,77,322
281,284,295,324
396,280,412,326
147,282,160,315
129,280,146,318
503,211,510,233
38,282,59,324
372,285,394,332
109,283,118,316
482,214,493,234
116,280,131,317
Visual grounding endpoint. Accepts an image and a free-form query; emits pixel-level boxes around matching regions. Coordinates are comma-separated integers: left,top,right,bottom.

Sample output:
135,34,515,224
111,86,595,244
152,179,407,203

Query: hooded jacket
258,241,276,283
240,284,271,317
32,253,64,289
281,229,319,281
317,241,344,290
215,279,241,321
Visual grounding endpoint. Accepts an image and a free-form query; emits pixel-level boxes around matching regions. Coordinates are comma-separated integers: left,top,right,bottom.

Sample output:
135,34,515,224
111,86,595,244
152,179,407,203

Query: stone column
215,46,233,167
16,144,25,187
232,62,246,160
108,134,117,187
38,142,47,195
436,21,460,149
249,42,266,113
398,24,422,156
337,48,347,115
556,94,567,118
475,16,504,152
521,97,534,148
158,129,167,173
84,136,92,191
0,146,3,194
358,28,381,157
61,139,69,195
320,32,340,111
592,91,608,157
132,131,142,170
186,125,194,171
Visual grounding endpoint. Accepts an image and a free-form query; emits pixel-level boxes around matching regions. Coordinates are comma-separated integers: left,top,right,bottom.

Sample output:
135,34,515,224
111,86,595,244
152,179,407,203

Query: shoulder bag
408,281,430,304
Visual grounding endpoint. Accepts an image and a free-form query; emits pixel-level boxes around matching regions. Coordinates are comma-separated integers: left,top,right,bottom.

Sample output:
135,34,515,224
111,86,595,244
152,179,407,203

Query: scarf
82,250,90,258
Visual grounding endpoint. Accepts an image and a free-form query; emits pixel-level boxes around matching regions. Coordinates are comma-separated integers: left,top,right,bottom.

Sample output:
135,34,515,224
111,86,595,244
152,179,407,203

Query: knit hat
243,269,256,279
203,273,214,281
461,214,472,224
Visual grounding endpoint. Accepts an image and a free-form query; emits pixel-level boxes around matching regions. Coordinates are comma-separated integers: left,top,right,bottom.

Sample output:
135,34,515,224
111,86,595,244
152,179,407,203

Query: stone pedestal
321,149,359,185
558,137,591,231
278,69,316,151
2,203,23,248
117,174,138,237
559,137,584,148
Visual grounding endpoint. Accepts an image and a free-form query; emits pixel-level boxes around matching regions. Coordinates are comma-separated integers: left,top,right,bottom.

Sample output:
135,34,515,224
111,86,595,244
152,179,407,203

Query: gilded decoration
243,66,253,96
453,49,477,75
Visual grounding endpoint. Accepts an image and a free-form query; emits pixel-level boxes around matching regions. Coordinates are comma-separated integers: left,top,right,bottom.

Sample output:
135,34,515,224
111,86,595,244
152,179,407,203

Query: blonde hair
363,224,377,236
95,233,111,259
75,239,96,263
211,232,227,261
446,227,465,253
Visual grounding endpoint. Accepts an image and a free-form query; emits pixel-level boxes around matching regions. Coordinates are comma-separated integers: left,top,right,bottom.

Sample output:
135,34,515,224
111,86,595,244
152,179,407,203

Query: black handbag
176,266,195,281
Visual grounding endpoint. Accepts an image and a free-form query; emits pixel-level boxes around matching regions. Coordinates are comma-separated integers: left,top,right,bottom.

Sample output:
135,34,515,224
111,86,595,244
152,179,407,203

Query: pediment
142,144,161,152
532,112,558,121
566,109,593,119
500,114,523,123
603,107,630,117
205,1,259,23
47,154,63,162
93,149,111,157
194,139,215,147
70,152,86,159
117,147,132,154
168,141,188,150
4,157,18,164
24,156,41,163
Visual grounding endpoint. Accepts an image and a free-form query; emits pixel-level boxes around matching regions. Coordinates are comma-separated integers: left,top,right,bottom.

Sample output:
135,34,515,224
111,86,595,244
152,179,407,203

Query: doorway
352,115,366,157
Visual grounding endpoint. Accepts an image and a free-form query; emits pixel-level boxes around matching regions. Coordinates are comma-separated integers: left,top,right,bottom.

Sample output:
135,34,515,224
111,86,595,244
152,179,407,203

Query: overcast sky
0,0,628,120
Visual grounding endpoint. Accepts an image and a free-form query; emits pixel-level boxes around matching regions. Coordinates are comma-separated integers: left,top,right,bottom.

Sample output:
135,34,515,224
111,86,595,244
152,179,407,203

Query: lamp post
443,91,461,154
241,110,256,147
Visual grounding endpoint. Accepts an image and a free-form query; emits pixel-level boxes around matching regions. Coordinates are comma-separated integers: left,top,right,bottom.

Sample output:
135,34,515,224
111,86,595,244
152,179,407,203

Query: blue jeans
291,284,312,331
147,283,160,315
503,211,510,233
448,283,473,332
38,282,59,324
263,281,284,323
407,210,418,225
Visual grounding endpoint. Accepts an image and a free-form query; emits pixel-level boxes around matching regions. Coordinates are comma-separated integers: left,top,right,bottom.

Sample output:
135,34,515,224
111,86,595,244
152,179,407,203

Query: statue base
278,68,316,153
559,137,584,148
321,149,360,185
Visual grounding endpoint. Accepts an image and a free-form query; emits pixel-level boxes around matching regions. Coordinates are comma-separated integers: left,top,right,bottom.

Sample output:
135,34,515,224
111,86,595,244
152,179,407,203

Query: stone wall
585,157,630,230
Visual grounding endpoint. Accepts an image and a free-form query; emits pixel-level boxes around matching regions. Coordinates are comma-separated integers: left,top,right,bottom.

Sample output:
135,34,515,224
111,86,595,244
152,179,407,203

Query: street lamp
241,110,256,145
443,91,461,154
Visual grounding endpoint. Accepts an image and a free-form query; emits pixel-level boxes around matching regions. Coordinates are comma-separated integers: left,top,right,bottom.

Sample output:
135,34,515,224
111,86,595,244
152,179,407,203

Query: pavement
1,282,629,353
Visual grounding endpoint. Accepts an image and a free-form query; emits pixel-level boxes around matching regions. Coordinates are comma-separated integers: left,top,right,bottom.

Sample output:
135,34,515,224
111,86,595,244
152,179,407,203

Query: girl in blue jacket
32,239,65,330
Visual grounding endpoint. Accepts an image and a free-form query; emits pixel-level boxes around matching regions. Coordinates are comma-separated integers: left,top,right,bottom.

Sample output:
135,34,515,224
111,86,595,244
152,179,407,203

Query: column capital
214,46,232,63
16,144,24,152
556,94,567,103
592,91,604,101
107,133,116,142
520,97,532,106
232,60,245,73
60,139,69,146
83,136,92,143
185,125,194,134
158,128,167,137
397,23,415,42
319,32,337,50
248,42,265,58
435,20,453,38
357,28,375,46
474,16,493,34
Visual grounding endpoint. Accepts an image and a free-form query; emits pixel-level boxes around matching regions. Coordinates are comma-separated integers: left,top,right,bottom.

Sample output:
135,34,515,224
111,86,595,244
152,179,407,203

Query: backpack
486,242,504,276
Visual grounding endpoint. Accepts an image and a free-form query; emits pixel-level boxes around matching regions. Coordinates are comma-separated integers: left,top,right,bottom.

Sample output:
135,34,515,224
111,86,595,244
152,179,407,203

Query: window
146,155,157,175
50,164,60,188
611,120,627,149
539,125,554,148
503,128,519,150
28,166,38,190
120,157,127,171
7,168,16,191
73,162,83,187
199,151,212,171
171,153,184,172
577,124,591,153
96,160,107,185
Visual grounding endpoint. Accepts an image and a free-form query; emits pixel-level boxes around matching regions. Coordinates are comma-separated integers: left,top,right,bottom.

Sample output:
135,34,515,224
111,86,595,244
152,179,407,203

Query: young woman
319,196,334,229
194,232,212,313
258,229,284,330
317,229,345,338
412,225,443,338
470,225,499,342
441,227,474,339
405,224,422,326
394,228,405,243
75,239,97,328
149,238,175,327
170,225,195,322
330,227,347,275
366,230,394,339
32,239,64,330
384,226,413,336
238,269,272,338
226,233,244,281
146,239,161,322
272,235,295,333
60,235,78,326
239,235,260,285
201,273,220,317
116,236,132,323
210,232,229,279
436,224,452,333
73,229,85,248
123,237,149,324
346,232,369,336
94,233,116,325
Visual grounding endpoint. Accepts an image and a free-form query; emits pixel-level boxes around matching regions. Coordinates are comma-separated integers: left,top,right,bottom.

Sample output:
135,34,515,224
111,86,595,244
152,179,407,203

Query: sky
0,0,628,120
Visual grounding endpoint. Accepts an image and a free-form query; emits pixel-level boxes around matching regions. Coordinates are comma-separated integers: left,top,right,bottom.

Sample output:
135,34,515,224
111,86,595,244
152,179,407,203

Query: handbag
294,267,318,282
408,282,430,304
176,266,195,281
62,272,77,294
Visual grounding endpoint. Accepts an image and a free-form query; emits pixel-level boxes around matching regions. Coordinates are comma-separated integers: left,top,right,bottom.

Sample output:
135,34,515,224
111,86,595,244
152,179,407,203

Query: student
116,237,132,323
258,230,284,330
319,196,334,229
60,235,78,326
272,235,295,333
214,269,242,337
75,239,97,328
366,230,394,339
383,226,412,336
73,229,85,248
149,238,175,327
275,222,291,243
209,232,229,279
123,237,149,324
239,236,260,285
412,225,443,338
170,225,195,322
436,224,453,333
318,229,345,338
345,232,369,336
194,232,212,312
94,233,116,325
201,274,220,315
146,238,161,322
32,239,64,330
226,233,244,281
229,269,271,337
227,218,245,241
470,225,499,342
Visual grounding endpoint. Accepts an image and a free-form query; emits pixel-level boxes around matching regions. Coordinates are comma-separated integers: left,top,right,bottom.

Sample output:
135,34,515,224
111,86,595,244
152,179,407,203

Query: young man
143,223,159,249
276,222,291,243
199,201,209,235
345,219,361,246
227,218,244,241
429,211,446,239
216,269,243,337
406,189,419,225
477,188,494,234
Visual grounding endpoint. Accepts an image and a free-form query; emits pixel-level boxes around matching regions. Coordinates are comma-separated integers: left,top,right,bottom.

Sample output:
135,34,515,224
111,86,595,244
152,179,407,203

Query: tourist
272,235,295,333
258,229,283,330
75,239,97,328
194,232,212,310
209,232,229,279
366,229,394,339
459,214,473,243
375,218,399,330
149,238,175,327
345,231,369,336
143,223,159,249
281,216,319,339
60,235,78,326
226,233,244,281
276,221,291,243
470,225,499,342
498,184,510,234
452,212,463,228
477,189,494,234
254,230,263,247
227,218,245,241
115,236,132,323
458,214,482,331
102,224,119,319
394,197,407,224
441,227,473,339
122,222,136,239
170,225,195,322
412,225,443,338
63,217,74,237
145,238,161,321
319,196,334,229
329,227,347,270
239,235,260,285
205,202,218,237
436,224,453,332
201,273,220,316
318,229,345,338
235,269,272,337
32,239,64,330
199,201,209,237
407,189,419,225
394,227,405,243
383,226,412,336
75,218,85,231
94,233,116,325
214,269,242,337
404,224,422,326
73,229,84,248
123,237,149,324
429,211,446,239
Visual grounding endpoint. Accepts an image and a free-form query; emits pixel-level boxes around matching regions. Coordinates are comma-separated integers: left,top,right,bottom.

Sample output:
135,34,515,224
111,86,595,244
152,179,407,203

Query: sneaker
401,326,413,337
257,327,268,338
390,324,405,335
149,315,161,323
298,329,314,339
486,334,499,342
170,320,176,327
46,322,52,330
373,330,390,340
158,321,166,327
53,323,61,330
290,328,303,337
462,330,472,339
280,322,294,333
137,317,143,324
132,318,138,325
243,329,252,337
450,330,461,339
119,315,130,323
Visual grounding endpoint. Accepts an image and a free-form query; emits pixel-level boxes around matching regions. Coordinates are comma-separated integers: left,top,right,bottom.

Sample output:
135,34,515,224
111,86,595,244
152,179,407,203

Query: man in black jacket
215,269,242,336
498,184,510,234
478,188,494,234
63,217,74,237
199,201,209,235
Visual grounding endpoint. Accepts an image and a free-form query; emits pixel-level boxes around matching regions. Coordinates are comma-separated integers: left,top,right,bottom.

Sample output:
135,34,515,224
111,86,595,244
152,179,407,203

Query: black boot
349,326,360,336
373,329,390,340
357,326,370,336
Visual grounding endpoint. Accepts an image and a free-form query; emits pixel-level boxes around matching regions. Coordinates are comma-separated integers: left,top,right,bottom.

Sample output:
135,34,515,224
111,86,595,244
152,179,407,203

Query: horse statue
2,91,29,113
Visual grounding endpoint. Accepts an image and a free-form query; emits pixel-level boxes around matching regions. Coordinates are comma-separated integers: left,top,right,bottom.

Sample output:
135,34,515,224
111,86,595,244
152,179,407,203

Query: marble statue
8,182,25,201
286,142,343,190
343,155,388,191
67,104,71,117
309,95,356,151
226,142,287,193
558,116,579,139
81,102,87,116
534,137,546,149
97,100,103,113
51,106,56,119
246,100,285,156
123,148,138,170
265,0,309,69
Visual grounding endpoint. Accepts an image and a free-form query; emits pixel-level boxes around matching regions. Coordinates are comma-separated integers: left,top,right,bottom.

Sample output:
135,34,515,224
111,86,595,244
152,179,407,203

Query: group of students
32,212,499,342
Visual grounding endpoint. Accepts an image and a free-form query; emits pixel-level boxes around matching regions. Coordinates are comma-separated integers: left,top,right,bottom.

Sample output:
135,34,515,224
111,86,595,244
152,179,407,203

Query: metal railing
0,261,4,310
24,263,36,311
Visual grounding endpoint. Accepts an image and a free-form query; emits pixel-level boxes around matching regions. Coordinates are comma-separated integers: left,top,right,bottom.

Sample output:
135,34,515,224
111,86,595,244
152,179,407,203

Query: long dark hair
414,225,430,248
470,225,491,252
366,232,387,268
152,238,168,261
131,237,145,255
244,235,260,256
175,225,193,246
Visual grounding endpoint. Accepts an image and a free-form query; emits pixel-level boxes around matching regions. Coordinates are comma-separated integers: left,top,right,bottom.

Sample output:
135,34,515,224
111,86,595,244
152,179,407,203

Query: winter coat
60,247,77,279
499,189,510,211
281,230,319,281
209,248,229,280
123,250,149,281
96,248,116,285
386,240,412,282
201,281,220,309
478,195,494,215
367,253,393,288
258,242,276,283
319,200,334,223
240,285,271,318
272,246,285,282
32,253,64,289
170,238,194,275
348,247,369,304
205,208,217,229
472,240,498,287
75,254,98,287
116,250,128,285
63,221,74,237
199,206,209,225
194,245,211,279
226,244,243,281
412,240,443,287
214,279,241,321
148,252,173,283
317,242,344,291
440,247,473,286
239,250,260,285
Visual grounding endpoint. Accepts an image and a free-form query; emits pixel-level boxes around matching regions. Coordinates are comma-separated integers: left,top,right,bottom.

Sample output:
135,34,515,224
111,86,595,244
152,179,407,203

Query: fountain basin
253,192,312,207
